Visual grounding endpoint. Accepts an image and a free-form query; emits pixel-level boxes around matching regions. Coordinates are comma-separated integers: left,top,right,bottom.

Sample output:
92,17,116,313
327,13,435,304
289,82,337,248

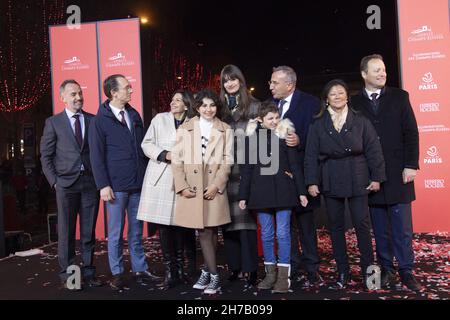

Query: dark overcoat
351,87,419,205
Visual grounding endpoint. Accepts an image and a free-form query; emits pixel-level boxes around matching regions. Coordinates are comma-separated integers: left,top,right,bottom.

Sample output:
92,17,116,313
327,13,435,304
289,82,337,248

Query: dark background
69,0,400,100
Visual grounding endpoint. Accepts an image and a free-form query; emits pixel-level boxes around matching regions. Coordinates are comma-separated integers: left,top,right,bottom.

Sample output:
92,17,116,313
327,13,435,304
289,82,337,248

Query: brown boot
272,264,290,293
257,263,277,290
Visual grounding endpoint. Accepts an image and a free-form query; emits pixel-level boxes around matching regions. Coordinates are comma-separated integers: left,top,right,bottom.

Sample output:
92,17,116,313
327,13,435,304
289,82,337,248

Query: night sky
69,0,400,99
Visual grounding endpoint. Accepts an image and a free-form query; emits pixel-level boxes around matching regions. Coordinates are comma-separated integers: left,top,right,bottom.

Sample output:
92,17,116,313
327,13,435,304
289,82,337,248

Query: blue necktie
278,100,287,117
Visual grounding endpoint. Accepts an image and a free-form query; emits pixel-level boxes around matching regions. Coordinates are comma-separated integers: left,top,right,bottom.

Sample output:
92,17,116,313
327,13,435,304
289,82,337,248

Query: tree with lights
0,0,64,159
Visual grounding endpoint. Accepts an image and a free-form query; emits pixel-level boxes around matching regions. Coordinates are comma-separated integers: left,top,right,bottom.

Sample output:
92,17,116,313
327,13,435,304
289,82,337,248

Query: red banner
49,23,100,115
49,19,144,239
397,0,450,232
97,19,143,118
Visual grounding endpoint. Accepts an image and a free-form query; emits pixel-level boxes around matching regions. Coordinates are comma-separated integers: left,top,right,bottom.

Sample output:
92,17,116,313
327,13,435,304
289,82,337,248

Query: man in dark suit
352,54,421,291
269,66,321,286
40,79,101,290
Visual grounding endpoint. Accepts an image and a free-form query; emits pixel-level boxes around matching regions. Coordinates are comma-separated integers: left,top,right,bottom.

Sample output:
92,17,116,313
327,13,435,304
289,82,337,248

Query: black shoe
110,275,126,290
227,270,240,282
381,270,397,289
246,271,257,286
84,277,103,287
307,272,322,285
300,272,322,288
401,273,422,292
336,272,350,289
134,270,163,283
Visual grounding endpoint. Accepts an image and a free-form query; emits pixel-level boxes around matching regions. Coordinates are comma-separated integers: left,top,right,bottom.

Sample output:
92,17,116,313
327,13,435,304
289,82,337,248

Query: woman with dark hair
137,89,197,289
172,89,233,294
219,64,260,286
304,79,386,288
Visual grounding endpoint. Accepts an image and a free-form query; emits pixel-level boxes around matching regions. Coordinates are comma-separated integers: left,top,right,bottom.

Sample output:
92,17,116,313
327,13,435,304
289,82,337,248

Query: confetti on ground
0,230,448,300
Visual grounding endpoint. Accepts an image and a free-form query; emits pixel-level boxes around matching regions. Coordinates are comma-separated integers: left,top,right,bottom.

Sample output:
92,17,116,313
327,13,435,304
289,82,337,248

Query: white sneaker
204,273,221,294
193,269,210,290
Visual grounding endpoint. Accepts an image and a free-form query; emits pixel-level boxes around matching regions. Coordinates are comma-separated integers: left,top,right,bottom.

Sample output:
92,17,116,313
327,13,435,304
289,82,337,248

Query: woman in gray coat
305,79,386,288
219,65,260,286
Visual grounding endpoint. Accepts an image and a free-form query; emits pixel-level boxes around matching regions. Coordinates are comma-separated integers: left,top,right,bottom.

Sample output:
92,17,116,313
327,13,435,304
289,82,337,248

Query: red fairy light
0,0,64,113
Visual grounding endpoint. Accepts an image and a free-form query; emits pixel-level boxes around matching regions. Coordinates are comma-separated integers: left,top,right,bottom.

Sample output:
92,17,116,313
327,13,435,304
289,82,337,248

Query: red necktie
73,114,83,147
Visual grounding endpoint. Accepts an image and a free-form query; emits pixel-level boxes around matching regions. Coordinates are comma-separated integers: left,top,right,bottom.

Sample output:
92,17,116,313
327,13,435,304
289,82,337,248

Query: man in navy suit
269,66,321,286
352,54,421,291
89,74,161,290
40,80,101,290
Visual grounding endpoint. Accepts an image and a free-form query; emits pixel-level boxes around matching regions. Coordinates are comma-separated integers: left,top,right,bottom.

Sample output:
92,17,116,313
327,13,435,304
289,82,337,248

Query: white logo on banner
419,102,440,113
419,72,438,90
408,25,444,42
424,179,445,189
64,56,81,64
109,52,126,61
424,146,443,164
411,25,432,34
106,52,135,67
62,56,89,71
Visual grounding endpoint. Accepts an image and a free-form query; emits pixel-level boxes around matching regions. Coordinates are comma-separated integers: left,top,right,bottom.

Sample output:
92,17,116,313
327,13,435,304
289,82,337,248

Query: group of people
40,53,421,295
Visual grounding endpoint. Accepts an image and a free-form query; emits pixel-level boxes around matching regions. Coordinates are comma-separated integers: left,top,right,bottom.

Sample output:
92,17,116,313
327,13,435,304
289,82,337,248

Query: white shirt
365,88,382,100
65,108,85,170
65,108,85,139
279,92,294,118
199,116,213,141
109,103,131,131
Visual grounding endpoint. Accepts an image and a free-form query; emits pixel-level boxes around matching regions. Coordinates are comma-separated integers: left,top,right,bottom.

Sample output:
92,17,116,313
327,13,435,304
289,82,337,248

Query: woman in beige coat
172,89,233,294
137,89,197,289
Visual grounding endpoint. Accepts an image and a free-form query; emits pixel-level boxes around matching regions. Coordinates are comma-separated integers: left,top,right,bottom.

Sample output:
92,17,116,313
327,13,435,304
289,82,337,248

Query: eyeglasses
268,80,291,86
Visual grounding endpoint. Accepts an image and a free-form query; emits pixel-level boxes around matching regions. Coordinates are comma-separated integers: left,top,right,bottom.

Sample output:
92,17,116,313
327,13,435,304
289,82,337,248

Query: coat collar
183,116,227,132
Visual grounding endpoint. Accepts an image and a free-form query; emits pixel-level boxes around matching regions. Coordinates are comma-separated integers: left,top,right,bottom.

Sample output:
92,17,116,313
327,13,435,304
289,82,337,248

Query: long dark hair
171,89,196,119
219,64,256,121
194,88,226,121
316,79,352,118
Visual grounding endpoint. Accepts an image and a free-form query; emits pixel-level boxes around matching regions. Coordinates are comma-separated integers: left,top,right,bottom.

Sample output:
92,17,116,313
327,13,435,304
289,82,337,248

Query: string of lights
0,0,64,113
152,36,220,113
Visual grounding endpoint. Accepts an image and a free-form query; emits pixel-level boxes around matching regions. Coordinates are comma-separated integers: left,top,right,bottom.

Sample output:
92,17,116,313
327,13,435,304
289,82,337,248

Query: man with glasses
268,66,322,287
89,74,161,290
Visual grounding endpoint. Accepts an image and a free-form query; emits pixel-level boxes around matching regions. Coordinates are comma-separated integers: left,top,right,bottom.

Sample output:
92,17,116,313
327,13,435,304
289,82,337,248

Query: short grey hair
59,79,80,95
272,66,297,84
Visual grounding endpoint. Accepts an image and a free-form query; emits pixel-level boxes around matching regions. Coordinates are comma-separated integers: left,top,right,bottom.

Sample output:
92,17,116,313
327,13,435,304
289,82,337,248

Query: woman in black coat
304,79,386,288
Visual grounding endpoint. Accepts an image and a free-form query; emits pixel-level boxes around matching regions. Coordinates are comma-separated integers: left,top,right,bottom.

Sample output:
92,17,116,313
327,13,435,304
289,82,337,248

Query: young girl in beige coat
172,89,233,294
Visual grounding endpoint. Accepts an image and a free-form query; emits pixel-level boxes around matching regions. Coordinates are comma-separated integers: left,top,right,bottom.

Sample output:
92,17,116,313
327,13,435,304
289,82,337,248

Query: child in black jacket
238,101,308,293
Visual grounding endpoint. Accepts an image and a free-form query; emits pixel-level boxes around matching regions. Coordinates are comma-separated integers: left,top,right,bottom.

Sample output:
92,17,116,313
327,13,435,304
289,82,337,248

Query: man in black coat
352,54,421,291
269,66,321,285
40,80,101,290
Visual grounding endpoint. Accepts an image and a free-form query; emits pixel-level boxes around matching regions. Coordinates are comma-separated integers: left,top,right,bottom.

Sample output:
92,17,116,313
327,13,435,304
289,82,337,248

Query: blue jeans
370,203,415,275
257,210,291,264
106,191,148,275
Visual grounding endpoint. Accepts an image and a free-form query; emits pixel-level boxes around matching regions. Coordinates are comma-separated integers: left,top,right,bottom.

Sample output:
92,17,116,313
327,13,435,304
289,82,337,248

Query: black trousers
223,229,258,273
159,225,184,257
291,209,320,274
325,195,374,274
55,174,99,282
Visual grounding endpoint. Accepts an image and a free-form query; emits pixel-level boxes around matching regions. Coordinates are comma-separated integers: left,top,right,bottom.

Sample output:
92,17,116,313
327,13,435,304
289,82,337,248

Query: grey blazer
40,110,95,188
